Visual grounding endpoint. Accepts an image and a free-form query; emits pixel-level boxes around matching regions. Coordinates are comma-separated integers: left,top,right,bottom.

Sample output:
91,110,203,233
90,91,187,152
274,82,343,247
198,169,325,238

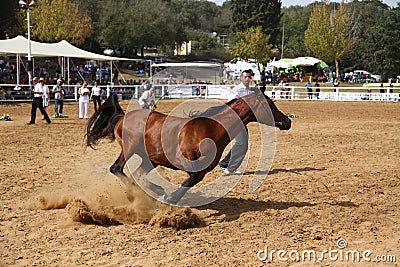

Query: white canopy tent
0,35,136,86
270,57,328,69
292,57,320,66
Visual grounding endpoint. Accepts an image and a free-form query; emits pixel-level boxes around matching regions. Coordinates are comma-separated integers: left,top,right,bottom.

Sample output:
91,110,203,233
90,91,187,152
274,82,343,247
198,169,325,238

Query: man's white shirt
225,82,252,101
33,83,47,98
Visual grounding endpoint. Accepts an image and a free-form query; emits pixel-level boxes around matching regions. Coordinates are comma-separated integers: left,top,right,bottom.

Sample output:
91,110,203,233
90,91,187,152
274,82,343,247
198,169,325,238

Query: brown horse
86,89,291,204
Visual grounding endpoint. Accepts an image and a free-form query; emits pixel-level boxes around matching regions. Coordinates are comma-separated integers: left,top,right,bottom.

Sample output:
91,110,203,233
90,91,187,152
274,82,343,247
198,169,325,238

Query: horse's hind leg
110,151,133,187
110,151,148,202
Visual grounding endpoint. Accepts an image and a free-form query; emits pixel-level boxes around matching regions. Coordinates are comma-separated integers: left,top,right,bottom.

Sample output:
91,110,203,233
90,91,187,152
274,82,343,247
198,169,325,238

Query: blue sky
210,0,398,7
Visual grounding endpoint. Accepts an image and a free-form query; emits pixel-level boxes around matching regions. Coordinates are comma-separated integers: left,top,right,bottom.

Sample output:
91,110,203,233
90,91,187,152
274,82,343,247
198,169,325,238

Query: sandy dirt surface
0,98,399,266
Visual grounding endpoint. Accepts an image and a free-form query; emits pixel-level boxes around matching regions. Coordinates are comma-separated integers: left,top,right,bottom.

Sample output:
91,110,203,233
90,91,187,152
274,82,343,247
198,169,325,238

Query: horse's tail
86,93,125,148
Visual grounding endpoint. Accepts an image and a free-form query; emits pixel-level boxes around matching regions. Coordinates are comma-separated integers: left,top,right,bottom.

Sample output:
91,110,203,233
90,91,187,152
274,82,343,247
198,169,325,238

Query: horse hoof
158,194,175,203
158,194,167,202
157,194,180,205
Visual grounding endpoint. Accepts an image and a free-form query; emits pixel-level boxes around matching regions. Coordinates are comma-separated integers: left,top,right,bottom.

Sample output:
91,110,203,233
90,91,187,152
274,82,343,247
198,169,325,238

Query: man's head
33,77,38,84
39,77,45,84
57,79,63,84
240,69,254,87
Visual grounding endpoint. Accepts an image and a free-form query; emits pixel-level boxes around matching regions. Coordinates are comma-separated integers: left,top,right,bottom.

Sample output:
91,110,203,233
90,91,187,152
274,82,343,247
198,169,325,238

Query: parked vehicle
371,74,382,82
353,70,381,83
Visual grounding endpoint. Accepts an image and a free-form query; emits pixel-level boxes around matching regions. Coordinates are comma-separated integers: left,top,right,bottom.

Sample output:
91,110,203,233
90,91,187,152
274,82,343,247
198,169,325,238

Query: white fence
1,83,399,103
162,84,399,102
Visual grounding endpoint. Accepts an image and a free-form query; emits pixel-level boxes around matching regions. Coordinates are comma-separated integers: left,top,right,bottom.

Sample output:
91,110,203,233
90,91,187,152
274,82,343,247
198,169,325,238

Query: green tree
168,0,224,45
304,0,357,77
97,1,129,51
373,5,400,79
99,0,177,57
0,0,19,39
341,0,391,74
22,0,93,45
230,0,282,45
214,1,232,37
71,0,103,50
188,31,220,51
228,26,273,70
278,6,312,58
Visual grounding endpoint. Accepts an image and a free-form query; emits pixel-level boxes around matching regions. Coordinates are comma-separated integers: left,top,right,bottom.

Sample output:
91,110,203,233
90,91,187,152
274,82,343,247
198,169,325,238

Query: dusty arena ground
0,98,399,266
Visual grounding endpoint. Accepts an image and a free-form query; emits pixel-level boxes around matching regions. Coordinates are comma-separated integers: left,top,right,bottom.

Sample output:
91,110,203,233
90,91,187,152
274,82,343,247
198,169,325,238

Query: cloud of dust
30,172,205,229
28,149,205,229
66,176,160,225
149,206,205,230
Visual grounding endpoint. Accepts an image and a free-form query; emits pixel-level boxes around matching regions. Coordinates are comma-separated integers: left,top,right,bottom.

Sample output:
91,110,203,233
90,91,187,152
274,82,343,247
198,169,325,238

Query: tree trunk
335,58,340,78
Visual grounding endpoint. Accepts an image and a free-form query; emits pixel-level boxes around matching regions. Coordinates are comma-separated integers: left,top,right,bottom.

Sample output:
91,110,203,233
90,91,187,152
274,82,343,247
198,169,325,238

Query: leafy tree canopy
228,26,273,68
98,0,178,57
230,0,282,45
18,0,93,46
304,0,357,77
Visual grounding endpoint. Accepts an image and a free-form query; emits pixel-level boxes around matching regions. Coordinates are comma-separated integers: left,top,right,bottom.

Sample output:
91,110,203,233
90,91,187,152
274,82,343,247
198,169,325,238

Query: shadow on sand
199,198,315,221
196,166,357,222
198,197,357,222
245,166,327,176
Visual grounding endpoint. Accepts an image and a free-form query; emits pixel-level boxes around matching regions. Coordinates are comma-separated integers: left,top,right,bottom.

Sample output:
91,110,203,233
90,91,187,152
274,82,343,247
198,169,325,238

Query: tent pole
214,66,217,85
281,24,285,59
110,60,113,85
27,9,33,88
67,57,70,86
99,61,102,83
61,56,65,78
16,54,20,87
150,60,152,83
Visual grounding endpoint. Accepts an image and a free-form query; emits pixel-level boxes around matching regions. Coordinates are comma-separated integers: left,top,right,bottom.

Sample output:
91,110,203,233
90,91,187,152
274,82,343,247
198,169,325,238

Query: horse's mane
188,98,238,118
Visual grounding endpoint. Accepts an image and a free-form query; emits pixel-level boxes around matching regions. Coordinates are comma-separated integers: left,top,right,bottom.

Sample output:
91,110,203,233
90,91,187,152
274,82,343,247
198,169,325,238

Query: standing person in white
78,81,90,119
90,81,102,112
218,69,254,175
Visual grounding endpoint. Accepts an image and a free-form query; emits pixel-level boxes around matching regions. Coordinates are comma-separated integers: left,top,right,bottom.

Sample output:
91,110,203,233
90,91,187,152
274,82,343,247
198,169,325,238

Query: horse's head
248,89,291,130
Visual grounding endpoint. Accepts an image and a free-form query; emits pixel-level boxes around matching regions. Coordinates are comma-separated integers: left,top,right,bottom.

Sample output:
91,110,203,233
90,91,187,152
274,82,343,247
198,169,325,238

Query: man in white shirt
27,77,51,124
138,85,157,110
219,69,254,175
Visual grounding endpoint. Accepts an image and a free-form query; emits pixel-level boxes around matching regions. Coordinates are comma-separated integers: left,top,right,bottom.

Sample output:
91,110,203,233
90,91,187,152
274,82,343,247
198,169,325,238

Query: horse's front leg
162,172,202,204
129,161,166,196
